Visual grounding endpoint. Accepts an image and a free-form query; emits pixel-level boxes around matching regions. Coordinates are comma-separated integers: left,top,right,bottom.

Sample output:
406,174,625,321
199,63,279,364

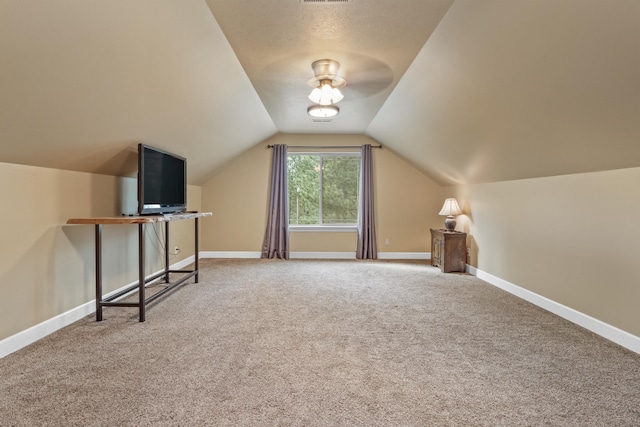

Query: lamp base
444,216,456,232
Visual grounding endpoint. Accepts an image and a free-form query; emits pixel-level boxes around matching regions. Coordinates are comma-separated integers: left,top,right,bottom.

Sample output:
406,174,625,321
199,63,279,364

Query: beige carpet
1,259,639,426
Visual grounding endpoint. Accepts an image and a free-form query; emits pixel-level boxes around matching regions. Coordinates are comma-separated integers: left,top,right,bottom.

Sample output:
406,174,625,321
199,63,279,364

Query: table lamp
439,198,462,232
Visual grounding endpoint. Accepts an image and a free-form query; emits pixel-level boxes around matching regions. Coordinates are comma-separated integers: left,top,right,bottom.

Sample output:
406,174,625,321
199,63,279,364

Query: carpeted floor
1,259,639,426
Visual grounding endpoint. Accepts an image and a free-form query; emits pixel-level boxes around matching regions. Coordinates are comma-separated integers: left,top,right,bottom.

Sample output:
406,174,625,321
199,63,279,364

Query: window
288,153,360,227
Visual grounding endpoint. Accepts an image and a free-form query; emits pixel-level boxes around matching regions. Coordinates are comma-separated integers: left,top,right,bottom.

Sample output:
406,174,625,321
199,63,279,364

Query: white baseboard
200,251,262,259
291,252,356,259
378,252,430,260
0,255,196,359
466,264,640,355
202,251,430,260
0,300,97,359
172,255,197,270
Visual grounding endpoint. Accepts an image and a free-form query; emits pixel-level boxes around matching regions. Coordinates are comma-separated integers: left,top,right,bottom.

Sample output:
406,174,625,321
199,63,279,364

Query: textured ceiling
1,0,639,186
204,0,453,133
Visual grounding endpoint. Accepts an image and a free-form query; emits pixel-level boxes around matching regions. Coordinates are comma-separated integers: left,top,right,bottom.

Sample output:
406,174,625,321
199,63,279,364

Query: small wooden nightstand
430,229,467,273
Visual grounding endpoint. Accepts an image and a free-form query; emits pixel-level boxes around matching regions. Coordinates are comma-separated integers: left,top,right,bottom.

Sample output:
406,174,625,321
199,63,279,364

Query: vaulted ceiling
204,0,453,134
1,0,639,186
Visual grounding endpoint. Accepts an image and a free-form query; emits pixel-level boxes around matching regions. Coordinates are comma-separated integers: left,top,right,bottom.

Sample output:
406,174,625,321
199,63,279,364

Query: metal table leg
165,221,170,283
95,224,103,321
195,218,200,283
138,223,145,322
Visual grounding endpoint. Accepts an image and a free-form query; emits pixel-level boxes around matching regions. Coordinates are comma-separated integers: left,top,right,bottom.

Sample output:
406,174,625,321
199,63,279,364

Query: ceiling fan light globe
309,84,344,105
320,83,333,103
331,87,344,103
308,87,322,104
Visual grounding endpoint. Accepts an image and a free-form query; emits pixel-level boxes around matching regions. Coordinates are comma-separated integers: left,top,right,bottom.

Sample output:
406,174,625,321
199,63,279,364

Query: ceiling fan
306,55,395,101
307,59,346,106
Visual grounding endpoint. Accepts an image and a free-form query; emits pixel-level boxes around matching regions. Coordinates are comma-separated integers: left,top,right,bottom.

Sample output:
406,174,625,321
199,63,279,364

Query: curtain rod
267,144,382,149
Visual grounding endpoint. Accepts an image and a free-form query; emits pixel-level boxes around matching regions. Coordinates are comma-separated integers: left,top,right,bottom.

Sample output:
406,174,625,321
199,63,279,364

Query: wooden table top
67,211,212,225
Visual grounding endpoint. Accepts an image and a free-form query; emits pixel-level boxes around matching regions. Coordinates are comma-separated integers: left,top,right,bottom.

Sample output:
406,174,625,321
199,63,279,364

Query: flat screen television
138,144,187,215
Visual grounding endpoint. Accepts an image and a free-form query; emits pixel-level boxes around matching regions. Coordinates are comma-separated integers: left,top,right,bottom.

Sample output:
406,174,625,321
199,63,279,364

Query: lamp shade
439,198,462,216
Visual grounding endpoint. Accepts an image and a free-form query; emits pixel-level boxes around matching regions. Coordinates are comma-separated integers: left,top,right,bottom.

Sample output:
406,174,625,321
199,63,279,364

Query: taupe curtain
261,144,290,259
356,144,377,259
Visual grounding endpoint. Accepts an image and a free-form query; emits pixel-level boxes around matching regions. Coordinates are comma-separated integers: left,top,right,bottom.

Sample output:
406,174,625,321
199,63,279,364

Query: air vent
301,0,349,4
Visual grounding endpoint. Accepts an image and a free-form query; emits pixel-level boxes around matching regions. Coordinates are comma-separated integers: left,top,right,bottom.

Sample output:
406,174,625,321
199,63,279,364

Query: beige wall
454,167,640,337
0,161,201,341
4,152,639,347
200,133,444,253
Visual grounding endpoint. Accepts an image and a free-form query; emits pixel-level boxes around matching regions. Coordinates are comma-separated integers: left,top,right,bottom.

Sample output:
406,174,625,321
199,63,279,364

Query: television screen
138,144,187,215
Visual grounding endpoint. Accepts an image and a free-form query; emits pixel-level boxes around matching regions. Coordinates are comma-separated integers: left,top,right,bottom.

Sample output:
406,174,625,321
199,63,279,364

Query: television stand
67,212,212,321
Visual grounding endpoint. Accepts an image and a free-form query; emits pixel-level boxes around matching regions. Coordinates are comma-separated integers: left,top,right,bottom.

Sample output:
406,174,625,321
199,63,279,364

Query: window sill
289,225,357,232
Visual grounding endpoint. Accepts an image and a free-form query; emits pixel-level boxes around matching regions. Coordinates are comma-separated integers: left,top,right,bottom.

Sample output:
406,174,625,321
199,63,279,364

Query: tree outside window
288,153,360,225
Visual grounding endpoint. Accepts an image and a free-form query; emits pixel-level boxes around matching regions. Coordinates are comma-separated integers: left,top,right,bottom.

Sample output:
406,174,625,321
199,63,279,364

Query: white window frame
288,151,360,232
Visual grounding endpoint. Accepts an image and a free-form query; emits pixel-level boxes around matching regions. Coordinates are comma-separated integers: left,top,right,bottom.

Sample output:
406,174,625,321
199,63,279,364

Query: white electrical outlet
385,238,390,245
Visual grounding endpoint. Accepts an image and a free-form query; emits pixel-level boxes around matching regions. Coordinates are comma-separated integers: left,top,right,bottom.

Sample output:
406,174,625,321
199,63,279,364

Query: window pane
288,153,360,226
322,156,360,224
288,155,320,225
